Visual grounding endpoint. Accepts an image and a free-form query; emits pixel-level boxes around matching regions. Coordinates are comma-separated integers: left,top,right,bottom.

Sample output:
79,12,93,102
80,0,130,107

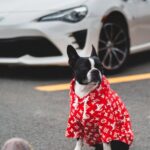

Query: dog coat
65,76,134,146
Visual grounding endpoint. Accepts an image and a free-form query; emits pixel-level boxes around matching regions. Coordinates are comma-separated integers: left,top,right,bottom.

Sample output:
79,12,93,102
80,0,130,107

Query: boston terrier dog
65,45,134,150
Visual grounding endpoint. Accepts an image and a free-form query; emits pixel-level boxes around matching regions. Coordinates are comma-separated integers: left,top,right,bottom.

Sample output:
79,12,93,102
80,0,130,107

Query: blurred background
0,0,150,150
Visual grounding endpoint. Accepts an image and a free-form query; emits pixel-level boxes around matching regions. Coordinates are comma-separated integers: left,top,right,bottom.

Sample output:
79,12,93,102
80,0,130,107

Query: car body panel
0,0,87,12
0,0,150,66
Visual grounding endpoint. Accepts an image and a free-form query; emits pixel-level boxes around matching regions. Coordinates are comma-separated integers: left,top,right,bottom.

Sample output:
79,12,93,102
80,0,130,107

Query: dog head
67,45,103,85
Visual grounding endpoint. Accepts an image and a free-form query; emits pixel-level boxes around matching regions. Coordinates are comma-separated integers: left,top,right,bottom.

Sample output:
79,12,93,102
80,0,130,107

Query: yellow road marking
36,83,70,92
35,73,150,92
108,73,150,83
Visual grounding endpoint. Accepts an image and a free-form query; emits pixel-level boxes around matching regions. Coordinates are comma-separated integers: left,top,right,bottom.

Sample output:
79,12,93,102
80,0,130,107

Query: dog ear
91,45,98,57
67,45,79,67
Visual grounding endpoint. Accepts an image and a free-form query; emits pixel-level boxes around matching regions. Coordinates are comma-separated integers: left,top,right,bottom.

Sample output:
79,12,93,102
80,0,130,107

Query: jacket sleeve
98,94,134,145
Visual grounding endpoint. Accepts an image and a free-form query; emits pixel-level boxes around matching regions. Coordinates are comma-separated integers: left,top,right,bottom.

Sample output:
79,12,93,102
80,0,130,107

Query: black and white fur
67,45,129,150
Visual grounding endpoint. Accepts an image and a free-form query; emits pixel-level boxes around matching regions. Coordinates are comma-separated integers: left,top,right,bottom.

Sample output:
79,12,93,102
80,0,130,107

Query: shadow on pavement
0,65,73,81
127,50,150,66
0,51,149,81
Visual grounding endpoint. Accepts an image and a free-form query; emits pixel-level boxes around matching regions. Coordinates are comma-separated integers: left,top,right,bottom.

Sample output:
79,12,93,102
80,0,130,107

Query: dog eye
81,69,88,73
95,63,102,70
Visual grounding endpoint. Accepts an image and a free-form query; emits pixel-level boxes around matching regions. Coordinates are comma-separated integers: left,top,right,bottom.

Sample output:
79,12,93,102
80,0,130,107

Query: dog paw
74,144,82,150
74,147,82,150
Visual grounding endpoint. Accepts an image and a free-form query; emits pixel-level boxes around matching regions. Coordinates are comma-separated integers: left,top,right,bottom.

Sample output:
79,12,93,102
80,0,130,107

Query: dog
1,138,33,150
65,45,134,150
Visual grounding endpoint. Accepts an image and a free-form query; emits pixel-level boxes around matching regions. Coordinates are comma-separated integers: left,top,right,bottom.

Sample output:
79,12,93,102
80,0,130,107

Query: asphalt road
0,51,149,150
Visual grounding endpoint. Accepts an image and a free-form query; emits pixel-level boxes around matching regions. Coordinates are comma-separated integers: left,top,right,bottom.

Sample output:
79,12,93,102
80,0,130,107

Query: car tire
98,22,129,73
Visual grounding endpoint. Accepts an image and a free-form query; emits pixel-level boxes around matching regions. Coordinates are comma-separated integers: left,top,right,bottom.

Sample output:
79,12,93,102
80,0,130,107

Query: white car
0,0,150,71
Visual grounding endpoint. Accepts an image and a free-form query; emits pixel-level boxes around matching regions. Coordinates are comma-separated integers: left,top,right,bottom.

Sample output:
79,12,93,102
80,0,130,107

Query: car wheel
98,23,129,72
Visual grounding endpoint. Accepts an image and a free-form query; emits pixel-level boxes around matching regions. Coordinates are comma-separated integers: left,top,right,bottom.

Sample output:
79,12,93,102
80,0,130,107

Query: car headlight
38,6,88,23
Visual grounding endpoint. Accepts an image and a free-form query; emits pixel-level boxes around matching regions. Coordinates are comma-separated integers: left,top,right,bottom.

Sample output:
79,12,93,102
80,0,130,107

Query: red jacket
65,76,134,146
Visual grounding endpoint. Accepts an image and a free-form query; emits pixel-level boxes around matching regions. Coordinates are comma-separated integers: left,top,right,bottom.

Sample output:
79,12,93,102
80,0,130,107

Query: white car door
132,0,150,45
123,0,150,52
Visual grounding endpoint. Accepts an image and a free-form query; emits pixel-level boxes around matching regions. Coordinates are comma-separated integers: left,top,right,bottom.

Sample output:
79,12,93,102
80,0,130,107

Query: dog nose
91,70,99,77
91,70,100,82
